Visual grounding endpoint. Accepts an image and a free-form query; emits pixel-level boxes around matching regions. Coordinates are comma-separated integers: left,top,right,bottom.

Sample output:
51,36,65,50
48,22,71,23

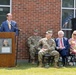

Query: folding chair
68,54,76,66
42,53,54,67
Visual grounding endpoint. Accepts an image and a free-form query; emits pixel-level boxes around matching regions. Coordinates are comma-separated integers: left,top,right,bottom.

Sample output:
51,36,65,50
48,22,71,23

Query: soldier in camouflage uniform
28,29,42,64
38,30,59,67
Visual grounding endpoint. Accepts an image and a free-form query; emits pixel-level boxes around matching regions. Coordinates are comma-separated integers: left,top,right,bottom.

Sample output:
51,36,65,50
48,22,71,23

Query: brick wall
12,0,61,59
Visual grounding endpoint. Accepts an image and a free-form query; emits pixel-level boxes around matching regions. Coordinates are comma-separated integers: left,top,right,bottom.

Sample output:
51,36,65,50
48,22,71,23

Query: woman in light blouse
69,30,76,54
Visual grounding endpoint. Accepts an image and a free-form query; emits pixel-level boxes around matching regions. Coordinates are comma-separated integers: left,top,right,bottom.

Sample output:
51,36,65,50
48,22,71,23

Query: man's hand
56,47,60,49
57,46,65,50
41,48,47,51
39,48,48,52
59,46,65,49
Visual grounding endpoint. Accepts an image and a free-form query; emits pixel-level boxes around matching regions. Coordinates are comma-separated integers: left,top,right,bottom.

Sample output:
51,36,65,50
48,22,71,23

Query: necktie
8,21,11,29
60,39,63,47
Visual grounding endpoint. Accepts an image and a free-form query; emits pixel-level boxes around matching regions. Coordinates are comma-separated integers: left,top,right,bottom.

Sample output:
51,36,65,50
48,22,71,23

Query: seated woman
69,30,76,54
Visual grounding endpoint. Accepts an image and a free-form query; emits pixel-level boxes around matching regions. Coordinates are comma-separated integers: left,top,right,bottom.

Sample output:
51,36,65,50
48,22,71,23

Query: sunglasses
73,34,76,35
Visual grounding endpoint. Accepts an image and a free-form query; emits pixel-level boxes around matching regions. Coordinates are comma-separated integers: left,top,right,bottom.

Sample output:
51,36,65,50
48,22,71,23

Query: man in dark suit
0,13,18,36
55,30,69,66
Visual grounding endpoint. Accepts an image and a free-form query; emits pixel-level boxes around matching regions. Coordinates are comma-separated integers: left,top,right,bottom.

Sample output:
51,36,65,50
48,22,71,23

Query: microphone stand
11,24,21,65
16,29,20,65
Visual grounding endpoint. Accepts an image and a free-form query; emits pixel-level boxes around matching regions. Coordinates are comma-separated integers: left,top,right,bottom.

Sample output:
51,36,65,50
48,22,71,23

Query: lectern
0,32,16,67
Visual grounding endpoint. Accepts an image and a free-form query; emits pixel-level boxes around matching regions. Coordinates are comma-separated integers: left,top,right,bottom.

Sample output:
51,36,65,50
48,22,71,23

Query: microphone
11,24,21,31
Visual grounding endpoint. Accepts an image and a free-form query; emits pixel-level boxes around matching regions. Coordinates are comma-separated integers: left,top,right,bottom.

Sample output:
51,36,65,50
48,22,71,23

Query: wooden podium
0,32,16,67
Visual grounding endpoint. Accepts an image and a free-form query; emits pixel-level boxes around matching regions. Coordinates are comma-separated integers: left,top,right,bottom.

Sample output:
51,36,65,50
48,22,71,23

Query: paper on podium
1,47,11,53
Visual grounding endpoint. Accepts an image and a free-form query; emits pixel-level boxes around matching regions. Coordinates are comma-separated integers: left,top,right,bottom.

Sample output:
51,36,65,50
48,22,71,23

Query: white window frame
61,0,76,31
0,0,12,13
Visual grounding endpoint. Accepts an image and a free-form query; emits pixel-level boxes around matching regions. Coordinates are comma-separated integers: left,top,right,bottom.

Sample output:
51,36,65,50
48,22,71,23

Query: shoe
32,61,35,64
45,63,50,68
54,62,59,68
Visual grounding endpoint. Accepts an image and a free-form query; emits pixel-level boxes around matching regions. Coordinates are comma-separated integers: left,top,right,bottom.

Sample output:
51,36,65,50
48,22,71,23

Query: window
62,0,76,38
0,0,12,25
0,0,10,5
62,0,74,8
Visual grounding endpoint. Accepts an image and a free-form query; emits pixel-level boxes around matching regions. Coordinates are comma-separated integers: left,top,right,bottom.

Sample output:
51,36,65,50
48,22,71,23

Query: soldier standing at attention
28,29,42,64
38,30,59,68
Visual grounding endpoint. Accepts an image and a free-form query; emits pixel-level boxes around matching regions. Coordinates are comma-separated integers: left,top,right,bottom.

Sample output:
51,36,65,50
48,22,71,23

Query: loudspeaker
71,18,76,33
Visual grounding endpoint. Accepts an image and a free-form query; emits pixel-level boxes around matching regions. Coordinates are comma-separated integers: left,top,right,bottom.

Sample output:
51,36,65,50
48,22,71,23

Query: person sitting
28,29,42,64
55,30,69,66
38,30,59,68
69,30,76,55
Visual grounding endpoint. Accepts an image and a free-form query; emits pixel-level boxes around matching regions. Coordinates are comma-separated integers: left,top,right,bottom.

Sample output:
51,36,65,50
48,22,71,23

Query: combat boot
32,59,35,64
39,61,43,67
54,62,59,68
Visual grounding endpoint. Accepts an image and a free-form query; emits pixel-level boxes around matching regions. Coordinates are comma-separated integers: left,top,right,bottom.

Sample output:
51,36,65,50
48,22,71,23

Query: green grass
0,63,76,75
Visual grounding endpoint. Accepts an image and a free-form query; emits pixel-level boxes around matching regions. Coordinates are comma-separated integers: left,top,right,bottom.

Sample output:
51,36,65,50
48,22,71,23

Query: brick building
0,0,75,60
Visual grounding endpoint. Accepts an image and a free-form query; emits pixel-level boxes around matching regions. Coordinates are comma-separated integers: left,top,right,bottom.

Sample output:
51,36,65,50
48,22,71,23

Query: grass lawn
0,62,76,75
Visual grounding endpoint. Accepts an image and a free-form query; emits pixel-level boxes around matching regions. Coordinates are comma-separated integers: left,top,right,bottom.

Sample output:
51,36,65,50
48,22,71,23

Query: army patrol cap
46,30,53,34
34,29,39,33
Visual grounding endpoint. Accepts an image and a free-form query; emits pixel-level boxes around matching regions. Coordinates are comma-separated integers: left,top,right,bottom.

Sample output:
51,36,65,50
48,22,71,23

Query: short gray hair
58,30,64,35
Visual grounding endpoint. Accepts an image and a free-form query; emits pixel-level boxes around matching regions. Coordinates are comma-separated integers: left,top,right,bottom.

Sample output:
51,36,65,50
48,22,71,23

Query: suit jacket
55,37,70,56
0,20,19,36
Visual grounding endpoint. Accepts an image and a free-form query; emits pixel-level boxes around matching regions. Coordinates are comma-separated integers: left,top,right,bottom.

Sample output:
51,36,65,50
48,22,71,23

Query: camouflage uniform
28,35,42,60
38,38,59,67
